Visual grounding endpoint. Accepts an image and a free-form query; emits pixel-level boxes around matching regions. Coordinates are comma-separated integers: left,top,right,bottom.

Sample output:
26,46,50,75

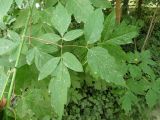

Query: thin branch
7,4,33,107
63,44,88,49
141,5,158,51
24,36,62,47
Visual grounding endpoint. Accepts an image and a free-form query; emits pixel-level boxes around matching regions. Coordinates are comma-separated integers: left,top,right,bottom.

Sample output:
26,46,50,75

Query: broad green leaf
102,11,116,41
39,33,61,42
63,29,83,41
146,89,158,108
62,52,83,72
106,22,138,45
84,9,104,44
0,38,16,55
0,72,7,100
90,0,112,8
0,0,13,19
51,3,71,36
49,62,70,120
121,91,138,113
66,0,94,23
38,57,60,80
87,47,125,86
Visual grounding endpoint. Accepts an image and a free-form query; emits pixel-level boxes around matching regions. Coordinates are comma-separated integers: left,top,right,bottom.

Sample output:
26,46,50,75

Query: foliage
0,0,159,120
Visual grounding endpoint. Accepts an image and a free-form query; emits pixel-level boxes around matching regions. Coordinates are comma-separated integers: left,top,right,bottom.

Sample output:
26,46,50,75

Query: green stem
7,9,32,107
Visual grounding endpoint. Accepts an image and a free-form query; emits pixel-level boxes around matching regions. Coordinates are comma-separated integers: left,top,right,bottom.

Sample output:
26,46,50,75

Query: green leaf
140,63,155,80
84,9,104,44
15,89,53,119
0,38,16,55
146,89,158,108
0,0,13,19
63,29,83,41
128,64,142,78
7,30,20,42
49,62,70,120
106,22,138,45
39,33,61,42
15,0,23,7
34,48,53,71
127,79,149,95
121,91,138,113
38,57,60,80
66,0,94,23
62,52,83,72
45,0,58,7
26,48,36,65
87,47,125,86
0,71,7,100
51,3,71,36
102,11,116,41
90,0,112,8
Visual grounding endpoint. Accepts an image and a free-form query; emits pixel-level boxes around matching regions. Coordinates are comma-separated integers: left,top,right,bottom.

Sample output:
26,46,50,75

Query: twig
24,35,62,47
141,5,158,51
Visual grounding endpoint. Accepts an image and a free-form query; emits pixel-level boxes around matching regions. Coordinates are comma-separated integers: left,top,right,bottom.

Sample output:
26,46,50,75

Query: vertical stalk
7,9,32,107
141,6,158,51
115,0,121,24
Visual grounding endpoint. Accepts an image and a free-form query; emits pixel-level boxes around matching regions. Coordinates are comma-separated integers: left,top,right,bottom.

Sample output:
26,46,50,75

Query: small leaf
38,57,60,80
62,52,83,72
90,0,112,9
0,38,16,55
84,9,104,44
66,0,94,23
102,11,116,41
87,47,125,86
49,62,70,119
51,3,71,36
121,91,138,113
34,49,53,71
146,89,158,108
106,22,138,45
39,33,61,42
128,64,142,78
26,48,36,65
63,29,83,41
